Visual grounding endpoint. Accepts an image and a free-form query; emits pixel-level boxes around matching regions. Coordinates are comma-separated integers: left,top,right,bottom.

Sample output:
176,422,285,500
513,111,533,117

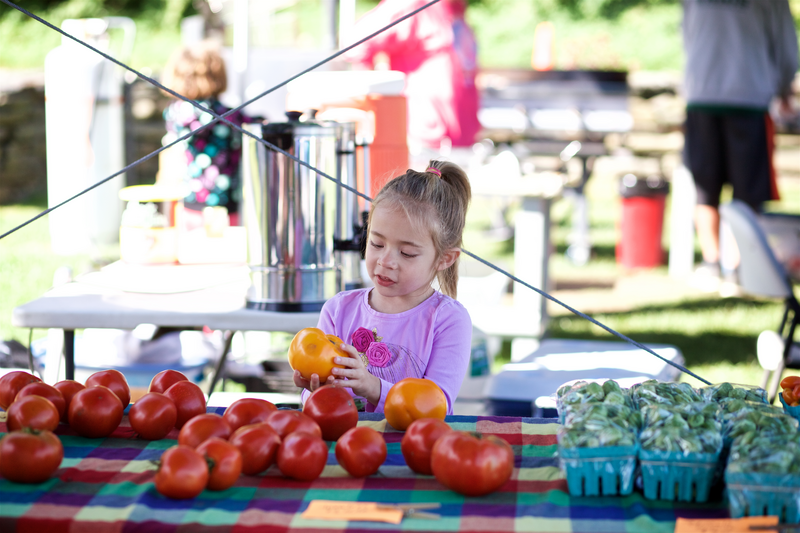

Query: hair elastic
426,167,442,177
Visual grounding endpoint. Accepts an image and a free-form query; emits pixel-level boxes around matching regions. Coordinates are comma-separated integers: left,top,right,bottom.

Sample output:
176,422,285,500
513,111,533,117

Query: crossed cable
0,0,711,385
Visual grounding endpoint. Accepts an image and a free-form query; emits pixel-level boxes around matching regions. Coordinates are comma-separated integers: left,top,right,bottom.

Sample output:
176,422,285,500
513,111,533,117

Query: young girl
160,42,254,228
294,160,473,415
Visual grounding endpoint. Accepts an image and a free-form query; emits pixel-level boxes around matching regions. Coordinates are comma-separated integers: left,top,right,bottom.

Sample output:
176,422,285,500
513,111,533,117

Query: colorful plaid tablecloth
0,408,728,533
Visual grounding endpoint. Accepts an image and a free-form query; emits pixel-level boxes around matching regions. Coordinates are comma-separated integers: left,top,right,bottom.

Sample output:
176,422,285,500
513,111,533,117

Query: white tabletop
12,262,320,333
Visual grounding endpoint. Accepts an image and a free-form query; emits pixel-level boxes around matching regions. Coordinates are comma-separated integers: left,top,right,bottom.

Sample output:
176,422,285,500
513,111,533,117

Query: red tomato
53,380,86,424
335,426,387,478
155,445,209,499
793,384,800,401
85,369,131,408
303,386,359,441
196,437,242,491
229,423,281,476
223,398,277,432
163,380,206,429
6,395,59,432
129,392,178,440
401,418,453,475
16,383,66,422
68,385,124,438
0,428,63,483
178,413,232,448
265,410,322,439
780,375,800,390
277,431,329,481
431,431,514,497
0,371,42,410
149,369,189,394
784,388,797,404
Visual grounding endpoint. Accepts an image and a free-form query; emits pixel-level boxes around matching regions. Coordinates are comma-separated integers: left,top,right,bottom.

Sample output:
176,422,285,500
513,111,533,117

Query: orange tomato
780,375,800,390
384,378,447,431
288,328,350,382
783,389,797,404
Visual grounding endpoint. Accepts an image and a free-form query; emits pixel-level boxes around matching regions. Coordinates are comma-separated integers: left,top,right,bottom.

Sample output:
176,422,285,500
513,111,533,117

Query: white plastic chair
719,200,800,402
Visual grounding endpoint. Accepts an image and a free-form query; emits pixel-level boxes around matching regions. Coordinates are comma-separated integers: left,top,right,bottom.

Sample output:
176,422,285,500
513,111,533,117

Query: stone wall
0,87,47,204
0,76,171,205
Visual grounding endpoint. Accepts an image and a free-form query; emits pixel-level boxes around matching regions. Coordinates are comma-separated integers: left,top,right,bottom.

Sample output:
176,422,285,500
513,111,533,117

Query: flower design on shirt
351,327,386,367
351,327,374,353
365,342,391,367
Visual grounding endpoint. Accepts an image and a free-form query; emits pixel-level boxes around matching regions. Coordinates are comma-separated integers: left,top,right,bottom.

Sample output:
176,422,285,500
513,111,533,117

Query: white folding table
11,262,320,393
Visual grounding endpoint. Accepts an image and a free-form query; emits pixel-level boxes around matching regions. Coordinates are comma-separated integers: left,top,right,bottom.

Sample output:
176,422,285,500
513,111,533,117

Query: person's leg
684,109,725,267
695,204,721,264
726,112,771,213
721,112,772,273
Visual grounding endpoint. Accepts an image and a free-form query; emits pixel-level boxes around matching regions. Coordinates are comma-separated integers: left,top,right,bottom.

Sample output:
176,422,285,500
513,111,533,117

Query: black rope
0,0,443,240
460,249,711,385
0,0,712,387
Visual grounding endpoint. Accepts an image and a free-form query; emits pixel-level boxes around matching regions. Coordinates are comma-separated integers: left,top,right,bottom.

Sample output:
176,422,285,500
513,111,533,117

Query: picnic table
0,409,729,532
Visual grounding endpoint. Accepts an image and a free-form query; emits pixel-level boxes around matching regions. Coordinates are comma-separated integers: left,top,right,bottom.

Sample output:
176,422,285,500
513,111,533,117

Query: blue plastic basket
638,448,720,502
558,444,638,497
779,393,800,423
726,470,800,523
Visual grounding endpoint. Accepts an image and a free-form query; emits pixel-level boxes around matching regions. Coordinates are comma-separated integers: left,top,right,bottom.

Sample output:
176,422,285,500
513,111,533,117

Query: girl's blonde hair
368,160,471,298
161,41,227,100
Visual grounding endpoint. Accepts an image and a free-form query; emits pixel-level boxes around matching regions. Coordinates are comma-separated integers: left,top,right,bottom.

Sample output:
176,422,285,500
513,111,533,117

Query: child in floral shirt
295,161,473,414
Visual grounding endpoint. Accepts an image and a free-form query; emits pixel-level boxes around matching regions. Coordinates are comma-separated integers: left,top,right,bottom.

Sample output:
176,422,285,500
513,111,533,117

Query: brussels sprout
725,409,799,440
729,433,800,475
639,402,722,454
558,402,639,449
603,380,622,395
700,382,768,404
634,381,702,407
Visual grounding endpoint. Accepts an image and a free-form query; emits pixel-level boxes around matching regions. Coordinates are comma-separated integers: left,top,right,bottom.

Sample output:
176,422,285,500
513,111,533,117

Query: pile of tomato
780,375,800,407
0,366,515,500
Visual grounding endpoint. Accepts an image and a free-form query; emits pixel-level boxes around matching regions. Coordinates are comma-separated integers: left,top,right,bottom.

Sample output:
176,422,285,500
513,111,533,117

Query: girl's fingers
335,356,360,368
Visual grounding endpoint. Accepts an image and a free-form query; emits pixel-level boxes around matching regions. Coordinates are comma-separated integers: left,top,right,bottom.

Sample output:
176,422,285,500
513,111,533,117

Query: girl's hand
331,344,381,406
292,370,335,392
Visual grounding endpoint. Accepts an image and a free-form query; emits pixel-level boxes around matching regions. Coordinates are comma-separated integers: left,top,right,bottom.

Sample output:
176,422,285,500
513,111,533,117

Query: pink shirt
344,0,481,148
303,288,472,414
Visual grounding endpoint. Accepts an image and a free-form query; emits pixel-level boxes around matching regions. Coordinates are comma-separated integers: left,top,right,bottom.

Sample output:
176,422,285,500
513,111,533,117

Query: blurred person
344,0,481,154
682,0,798,287
160,41,256,229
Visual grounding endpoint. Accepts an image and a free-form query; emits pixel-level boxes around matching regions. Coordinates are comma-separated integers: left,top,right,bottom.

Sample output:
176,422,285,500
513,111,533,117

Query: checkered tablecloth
0,408,728,533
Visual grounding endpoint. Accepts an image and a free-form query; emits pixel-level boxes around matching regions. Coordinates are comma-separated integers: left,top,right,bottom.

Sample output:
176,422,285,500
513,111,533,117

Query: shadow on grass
542,328,761,367
553,240,705,264
545,297,782,368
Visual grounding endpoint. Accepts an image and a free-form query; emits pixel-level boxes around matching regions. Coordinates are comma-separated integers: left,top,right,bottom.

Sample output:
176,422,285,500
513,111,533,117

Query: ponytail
369,159,471,299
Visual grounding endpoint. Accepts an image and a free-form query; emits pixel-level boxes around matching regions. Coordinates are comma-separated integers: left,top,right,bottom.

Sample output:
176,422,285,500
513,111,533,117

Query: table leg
64,329,75,381
207,331,235,396
564,155,595,266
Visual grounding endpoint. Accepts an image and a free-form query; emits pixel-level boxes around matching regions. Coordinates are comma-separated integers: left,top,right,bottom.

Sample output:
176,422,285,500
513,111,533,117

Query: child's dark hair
368,160,471,298
161,41,227,100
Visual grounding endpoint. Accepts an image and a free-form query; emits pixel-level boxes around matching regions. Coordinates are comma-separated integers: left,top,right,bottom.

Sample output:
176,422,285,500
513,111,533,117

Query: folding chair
719,200,800,402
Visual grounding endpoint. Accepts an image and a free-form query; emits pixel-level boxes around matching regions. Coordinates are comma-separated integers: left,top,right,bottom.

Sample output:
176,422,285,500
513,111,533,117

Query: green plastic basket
726,470,800,523
639,448,720,502
558,444,638,497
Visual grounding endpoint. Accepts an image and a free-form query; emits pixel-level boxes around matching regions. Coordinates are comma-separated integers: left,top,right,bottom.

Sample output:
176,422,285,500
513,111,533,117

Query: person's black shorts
683,108,772,210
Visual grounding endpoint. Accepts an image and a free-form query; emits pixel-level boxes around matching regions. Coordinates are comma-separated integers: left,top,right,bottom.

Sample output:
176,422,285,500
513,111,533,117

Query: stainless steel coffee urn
241,113,339,311
332,121,366,292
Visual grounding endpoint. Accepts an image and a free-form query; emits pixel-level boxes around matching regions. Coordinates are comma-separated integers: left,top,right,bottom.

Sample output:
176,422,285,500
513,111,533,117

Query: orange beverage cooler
286,71,409,197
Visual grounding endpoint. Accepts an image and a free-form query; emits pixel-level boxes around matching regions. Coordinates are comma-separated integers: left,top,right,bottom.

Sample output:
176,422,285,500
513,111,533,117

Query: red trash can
616,174,669,269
